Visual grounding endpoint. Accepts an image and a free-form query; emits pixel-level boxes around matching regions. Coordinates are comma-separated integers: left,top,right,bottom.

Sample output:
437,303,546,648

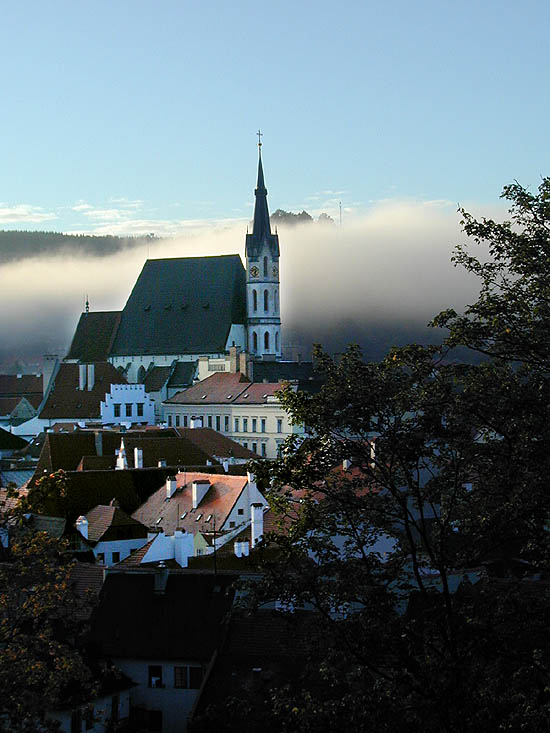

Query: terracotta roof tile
166,371,250,405
132,472,249,535
85,504,148,542
175,427,256,460
116,537,156,566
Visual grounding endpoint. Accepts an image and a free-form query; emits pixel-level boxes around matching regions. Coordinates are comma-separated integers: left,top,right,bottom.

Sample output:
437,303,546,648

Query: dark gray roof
167,361,195,388
252,360,324,394
110,255,246,356
246,154,279,261
66,311,121,362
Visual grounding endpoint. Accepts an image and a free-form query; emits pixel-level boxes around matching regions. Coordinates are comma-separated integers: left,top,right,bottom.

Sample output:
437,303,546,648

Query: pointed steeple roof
252,151,271,242
246,142,279,260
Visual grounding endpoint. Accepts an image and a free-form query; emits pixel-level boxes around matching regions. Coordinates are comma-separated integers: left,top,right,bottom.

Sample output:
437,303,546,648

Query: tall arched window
263,256,268,277
264,289,269,312
275,331,279,351
264,331,270,351
253,331,258,352
252,289,257,312
274,289,279,311
137,365,146,383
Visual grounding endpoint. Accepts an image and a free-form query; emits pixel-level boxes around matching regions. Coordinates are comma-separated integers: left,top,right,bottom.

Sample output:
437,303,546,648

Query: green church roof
109,254,246,357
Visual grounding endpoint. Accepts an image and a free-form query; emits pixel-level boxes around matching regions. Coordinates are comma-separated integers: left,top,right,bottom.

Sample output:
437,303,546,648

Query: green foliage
198,179,550,731
0,531,94,732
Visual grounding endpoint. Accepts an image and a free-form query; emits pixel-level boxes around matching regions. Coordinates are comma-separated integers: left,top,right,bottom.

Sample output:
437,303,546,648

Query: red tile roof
166,371,250,404
85,503,148,542
132,472,249,535
0,374,42,396
175,427,256,460
232,382,283,404
39,362,127,420
116,537,155,566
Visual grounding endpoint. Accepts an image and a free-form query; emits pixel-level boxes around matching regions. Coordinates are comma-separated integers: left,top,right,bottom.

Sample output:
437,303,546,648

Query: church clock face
250,265,259,278
272,265,278,277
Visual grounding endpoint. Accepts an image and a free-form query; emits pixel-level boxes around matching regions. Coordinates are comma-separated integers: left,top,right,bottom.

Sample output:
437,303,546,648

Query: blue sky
1,0,549,234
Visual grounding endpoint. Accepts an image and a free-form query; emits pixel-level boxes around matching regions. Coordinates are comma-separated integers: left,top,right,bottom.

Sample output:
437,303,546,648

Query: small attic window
155,517,162,524
206,514,212,522
243,394,249,399
263,394,268,399
144,305,151,311
201,395,207,399
195,513,202,521
180,511,187,519
202,302,209,309
227,394,232,399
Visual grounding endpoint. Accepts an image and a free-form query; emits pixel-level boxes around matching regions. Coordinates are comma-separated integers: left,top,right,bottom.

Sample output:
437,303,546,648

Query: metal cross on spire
257,129,263,149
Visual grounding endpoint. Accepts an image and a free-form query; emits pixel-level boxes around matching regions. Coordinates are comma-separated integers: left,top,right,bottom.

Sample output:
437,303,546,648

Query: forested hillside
0,230,156,264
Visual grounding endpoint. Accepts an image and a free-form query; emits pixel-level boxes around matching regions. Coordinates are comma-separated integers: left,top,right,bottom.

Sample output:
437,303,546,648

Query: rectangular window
216,416,221,431
243,442,248,449
114,403,121,418
243,418,248,432
261,443,267,457
112,551,120,564
174,666,186,688
97,553,104,564
252,418,257,432
125,403,132,417
183,415,188,427
148,665,163,688
252,442,257,454
175,415,180,427
207,415,213,428
238,508,244,515
137,403,144,417
229,521,235,528
167,415,172,426
277,418,283,433
261,418,266,433
224,415,229,432
173,665,203,689
234,418,239,432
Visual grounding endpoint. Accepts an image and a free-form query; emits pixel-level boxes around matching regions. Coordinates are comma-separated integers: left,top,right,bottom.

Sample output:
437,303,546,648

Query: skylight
195,513,202,521
201,395,207,399
155,517,162,524
180,511,187,519
206,514,212,522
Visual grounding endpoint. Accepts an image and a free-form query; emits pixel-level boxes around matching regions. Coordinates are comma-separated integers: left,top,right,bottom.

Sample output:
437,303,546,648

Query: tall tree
194,179,550,731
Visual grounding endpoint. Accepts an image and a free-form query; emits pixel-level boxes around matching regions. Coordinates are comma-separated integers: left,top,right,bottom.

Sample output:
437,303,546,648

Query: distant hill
0,230,157,264
271,209,334,226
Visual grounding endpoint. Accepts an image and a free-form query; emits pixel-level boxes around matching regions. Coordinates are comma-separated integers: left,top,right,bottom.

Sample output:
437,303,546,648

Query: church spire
252,135,271,243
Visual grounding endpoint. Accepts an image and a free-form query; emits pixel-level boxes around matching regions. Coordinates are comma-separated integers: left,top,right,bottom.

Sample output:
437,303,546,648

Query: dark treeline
0,230,158,264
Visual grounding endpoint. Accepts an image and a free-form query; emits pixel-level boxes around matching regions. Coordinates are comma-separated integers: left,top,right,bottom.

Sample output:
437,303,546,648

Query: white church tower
245,134,282,360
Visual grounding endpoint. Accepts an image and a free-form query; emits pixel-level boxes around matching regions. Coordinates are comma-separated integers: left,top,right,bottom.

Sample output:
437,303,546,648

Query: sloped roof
117,537,156,567
252,360,324,393
90,571,236,659
39,362,127,420
167,361,195,388
232,382,283,404
175,427,256,460
166,371,250,405
110,255,247,357
85,503,148,542
0,426,28,451
143,366,171,392
66,311,121,362
0,374,42,396
132,472,249,534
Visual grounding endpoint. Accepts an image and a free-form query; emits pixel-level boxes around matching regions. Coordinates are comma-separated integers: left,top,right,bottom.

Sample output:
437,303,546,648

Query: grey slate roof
167,361,195,388
66,311,121,362
110,255,246,357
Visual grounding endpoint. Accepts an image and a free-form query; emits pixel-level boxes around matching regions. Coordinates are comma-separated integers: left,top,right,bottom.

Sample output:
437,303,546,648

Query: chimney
87,363,95,391
239,351,248,378
134,447,144,469
189,416,203,429
192,479,210,509
115,438,128,470
247,471,256,491
251,503,264,548
166,476,177,499
42,354,58,396
234,540,242,558
76,515,88,540
94,431,103,457
241,539,250,557
222,460,229,473
154,568,169,595
79,364,87,391
343,458,352,471
174,529,191,567
229,346,238,373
